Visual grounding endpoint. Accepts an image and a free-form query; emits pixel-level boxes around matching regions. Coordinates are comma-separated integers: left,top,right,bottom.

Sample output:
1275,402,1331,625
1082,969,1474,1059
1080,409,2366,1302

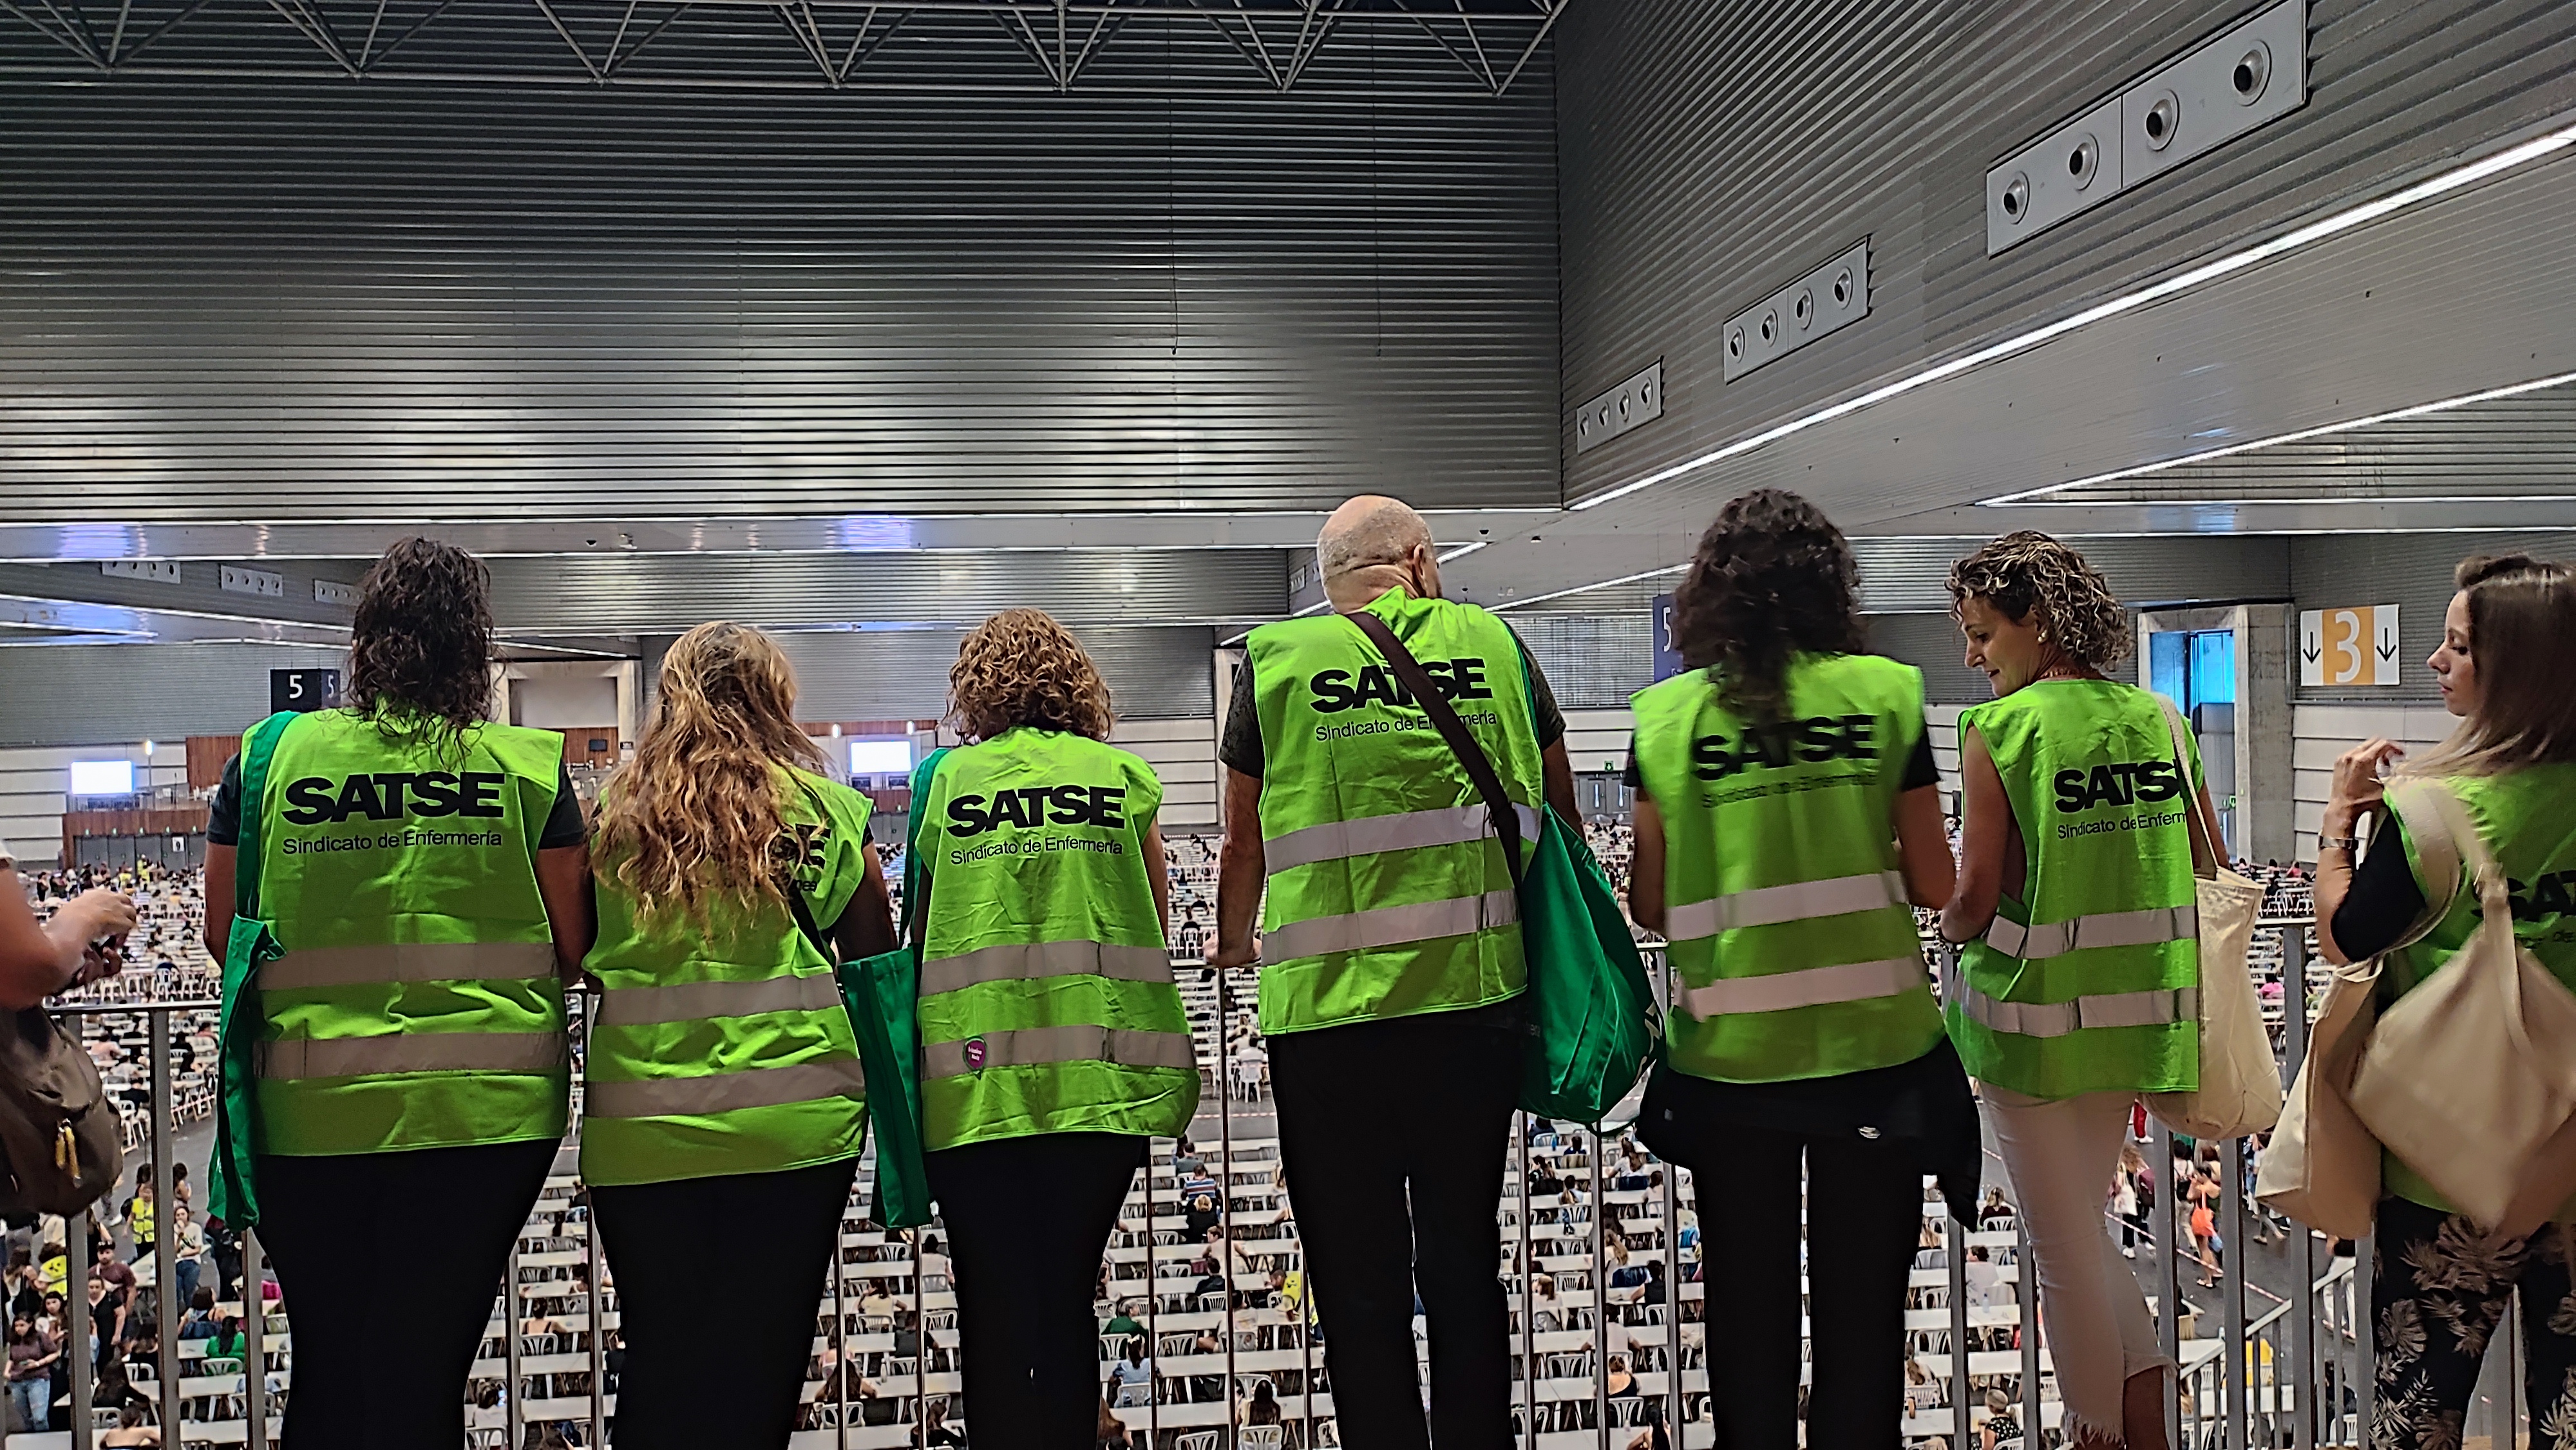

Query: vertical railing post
2224,1138,2249,1450
148,1010,180,1442
2017,1218,2040,1448
1947,1209,1970,1449
1217,964,1238,1450
504,1236,524,1450
1651,945,1682,1445
2155,1120,2183,1447
585,1187,606,1450
2280,925,2316,1450
2356,1229,2374,1446
1146,1138,1160,1450
243,1229,266,1450
1504,1123,1525,1450
1590,1127,1607,1450
69,1200,92,1450
833,1201,848,1450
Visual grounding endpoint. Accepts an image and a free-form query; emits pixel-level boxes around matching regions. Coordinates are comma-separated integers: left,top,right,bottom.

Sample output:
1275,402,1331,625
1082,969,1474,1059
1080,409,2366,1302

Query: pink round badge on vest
963,1038,987,1069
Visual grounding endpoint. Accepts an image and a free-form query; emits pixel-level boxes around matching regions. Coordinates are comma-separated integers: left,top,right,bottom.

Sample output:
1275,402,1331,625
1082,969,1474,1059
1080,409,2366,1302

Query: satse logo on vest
2050,762,2188,813
947,785,1126,838
1690,715,1875,781
282,772,508,825
1306,658,1493,713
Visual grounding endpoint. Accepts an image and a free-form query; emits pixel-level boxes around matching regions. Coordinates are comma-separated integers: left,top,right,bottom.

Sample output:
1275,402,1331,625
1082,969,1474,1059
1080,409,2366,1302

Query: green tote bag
828,749,948,1229
1345,613,1656,1124
211,710,298,1230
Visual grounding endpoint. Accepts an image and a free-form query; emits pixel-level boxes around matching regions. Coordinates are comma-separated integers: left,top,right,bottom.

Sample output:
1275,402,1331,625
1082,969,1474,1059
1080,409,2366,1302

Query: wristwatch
2318,834,2362,854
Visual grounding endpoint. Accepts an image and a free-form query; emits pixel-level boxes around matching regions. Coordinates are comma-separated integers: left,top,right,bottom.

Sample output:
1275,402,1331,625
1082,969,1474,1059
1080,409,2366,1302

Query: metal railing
26,916,2470,1450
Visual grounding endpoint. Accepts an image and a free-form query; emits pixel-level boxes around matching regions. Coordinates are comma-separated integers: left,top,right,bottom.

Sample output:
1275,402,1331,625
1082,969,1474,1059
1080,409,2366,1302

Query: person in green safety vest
582,621,896,1450
1624,489,1978,1450
1209,494,1582,1449
2313,552,2576,1441
1938,531,2225,1450
203,538,598,1450
910,608,1199,1450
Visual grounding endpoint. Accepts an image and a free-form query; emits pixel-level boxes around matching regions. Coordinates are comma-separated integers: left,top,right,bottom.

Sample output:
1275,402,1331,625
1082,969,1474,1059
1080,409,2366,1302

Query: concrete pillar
2237,603,2296,867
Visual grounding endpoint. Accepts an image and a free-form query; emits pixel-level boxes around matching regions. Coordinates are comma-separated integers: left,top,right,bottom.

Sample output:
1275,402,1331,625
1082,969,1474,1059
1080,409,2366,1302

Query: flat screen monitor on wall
68,760,135,796
849,739,912,778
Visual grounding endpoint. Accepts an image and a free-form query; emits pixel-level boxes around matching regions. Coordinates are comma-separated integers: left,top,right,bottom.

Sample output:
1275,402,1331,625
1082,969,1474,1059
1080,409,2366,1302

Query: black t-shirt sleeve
208,756,243,847
538,762,587,849
1900,727,1939,793
2329,829,2431,961
1506,630,1567,749
1622,731,1645,796
1219,664,1263,780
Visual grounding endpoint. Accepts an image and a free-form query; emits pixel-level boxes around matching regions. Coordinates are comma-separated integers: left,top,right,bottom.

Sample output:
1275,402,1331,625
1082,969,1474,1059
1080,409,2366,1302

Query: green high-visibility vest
1246,589,1545,1035
914,728,1198,1151
2383,762,2576,1214
1948,679,2202,1099
1630,654,1942,1083
250,709,570,1156
580,769,876,1187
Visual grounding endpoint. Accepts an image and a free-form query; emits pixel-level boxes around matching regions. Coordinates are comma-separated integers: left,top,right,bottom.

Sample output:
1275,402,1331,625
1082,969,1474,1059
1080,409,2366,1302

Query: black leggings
1651,1113,1923,1450
256,1139,558,1450
928,1132,1145,1450
592,1156,860,1450
2372,1194,2576,1449
1268,1000,1523,1450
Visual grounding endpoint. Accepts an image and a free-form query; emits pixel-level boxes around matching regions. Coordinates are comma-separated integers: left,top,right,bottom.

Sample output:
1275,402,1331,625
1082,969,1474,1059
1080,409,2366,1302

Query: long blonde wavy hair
947,609,1115,744
594,622,830,926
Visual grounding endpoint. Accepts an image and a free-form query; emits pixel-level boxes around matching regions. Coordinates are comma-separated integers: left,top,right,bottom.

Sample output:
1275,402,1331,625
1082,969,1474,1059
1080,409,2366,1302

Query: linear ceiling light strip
1571,117,2576,516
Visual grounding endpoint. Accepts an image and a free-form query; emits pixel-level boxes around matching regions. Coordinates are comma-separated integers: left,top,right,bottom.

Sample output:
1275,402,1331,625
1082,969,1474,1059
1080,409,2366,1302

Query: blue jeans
11,1375,48,1431
176,1257,201,1310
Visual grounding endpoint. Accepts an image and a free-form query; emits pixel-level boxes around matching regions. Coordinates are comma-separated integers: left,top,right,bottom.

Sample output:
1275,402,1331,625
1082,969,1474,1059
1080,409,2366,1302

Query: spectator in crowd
0,826,135,1006
1625,1399,1673,1450
916,1397,967,1449
1212,495,1579,1449
912,610,1198,1450
1245,1379,1284,1427
1629,491,1975,1450
581,621,895,1450
99,1400,160,1448
205,538,597,1450
1977,1388,2020,1450
202,1216,242,1303
1106,1338,1155,1408
1605,1354,1638,1398
7,1309,58,1431
1942,532,2226,1450
122,1181,155,1264
1103,1302,1143,1340
178,1286,218,1341
164,1204,204,1310
2315,552,2576,1441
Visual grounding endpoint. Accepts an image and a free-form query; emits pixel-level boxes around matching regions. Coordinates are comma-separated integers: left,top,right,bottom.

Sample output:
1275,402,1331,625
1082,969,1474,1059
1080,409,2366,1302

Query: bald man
1210,494,1578,1450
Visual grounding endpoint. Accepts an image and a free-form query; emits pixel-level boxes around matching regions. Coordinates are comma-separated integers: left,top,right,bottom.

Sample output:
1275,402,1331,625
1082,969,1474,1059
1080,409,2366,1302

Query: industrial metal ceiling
0,0,1566,95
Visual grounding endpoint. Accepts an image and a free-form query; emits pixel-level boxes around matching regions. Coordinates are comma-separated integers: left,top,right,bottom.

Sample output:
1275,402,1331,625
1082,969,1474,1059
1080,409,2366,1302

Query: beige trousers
1983,1085,2174,1442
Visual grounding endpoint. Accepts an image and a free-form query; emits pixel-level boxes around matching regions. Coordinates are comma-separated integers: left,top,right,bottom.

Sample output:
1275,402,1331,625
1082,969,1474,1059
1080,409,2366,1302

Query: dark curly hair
346,538,495,751
1669,489,1866,721
1946,531,2132,671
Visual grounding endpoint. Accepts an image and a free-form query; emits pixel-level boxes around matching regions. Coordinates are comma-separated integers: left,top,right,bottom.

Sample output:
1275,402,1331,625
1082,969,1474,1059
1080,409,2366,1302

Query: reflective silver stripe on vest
1955,984,2200,1039
259,1031,569,1080
1679,954,1926,1019
1262,804,1543,874
1263,889,1520,963
920,1025,1199,1081
918,941,1175,999
1663,871,1906,943
1982,904,2198,960
591,972,844,1028
258,941,558,992
582,1056,867,1118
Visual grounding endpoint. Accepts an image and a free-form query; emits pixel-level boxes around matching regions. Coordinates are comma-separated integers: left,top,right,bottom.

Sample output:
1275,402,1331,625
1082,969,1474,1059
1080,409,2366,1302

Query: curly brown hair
346,538,495,751
947,609,1115,744
1946,531,2132,672
1669,489,1866,720
594,622,830,928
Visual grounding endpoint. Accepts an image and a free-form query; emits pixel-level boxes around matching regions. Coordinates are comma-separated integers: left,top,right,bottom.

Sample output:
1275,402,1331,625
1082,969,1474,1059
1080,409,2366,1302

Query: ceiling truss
0,0,1565,94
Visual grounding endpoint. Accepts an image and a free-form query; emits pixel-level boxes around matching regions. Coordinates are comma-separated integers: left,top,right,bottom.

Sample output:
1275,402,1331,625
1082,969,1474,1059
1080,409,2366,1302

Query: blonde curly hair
1947,531,2132,671
594,621,830,928
947,609,1115,744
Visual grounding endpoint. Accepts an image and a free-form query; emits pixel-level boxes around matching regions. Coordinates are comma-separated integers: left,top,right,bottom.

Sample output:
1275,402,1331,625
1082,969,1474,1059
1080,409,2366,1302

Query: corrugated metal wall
773,626,1215,722
0,71,1558,522
1507,613,1654,710
2288,527,2576,702
1557,0,2576,506
0,644,343,746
